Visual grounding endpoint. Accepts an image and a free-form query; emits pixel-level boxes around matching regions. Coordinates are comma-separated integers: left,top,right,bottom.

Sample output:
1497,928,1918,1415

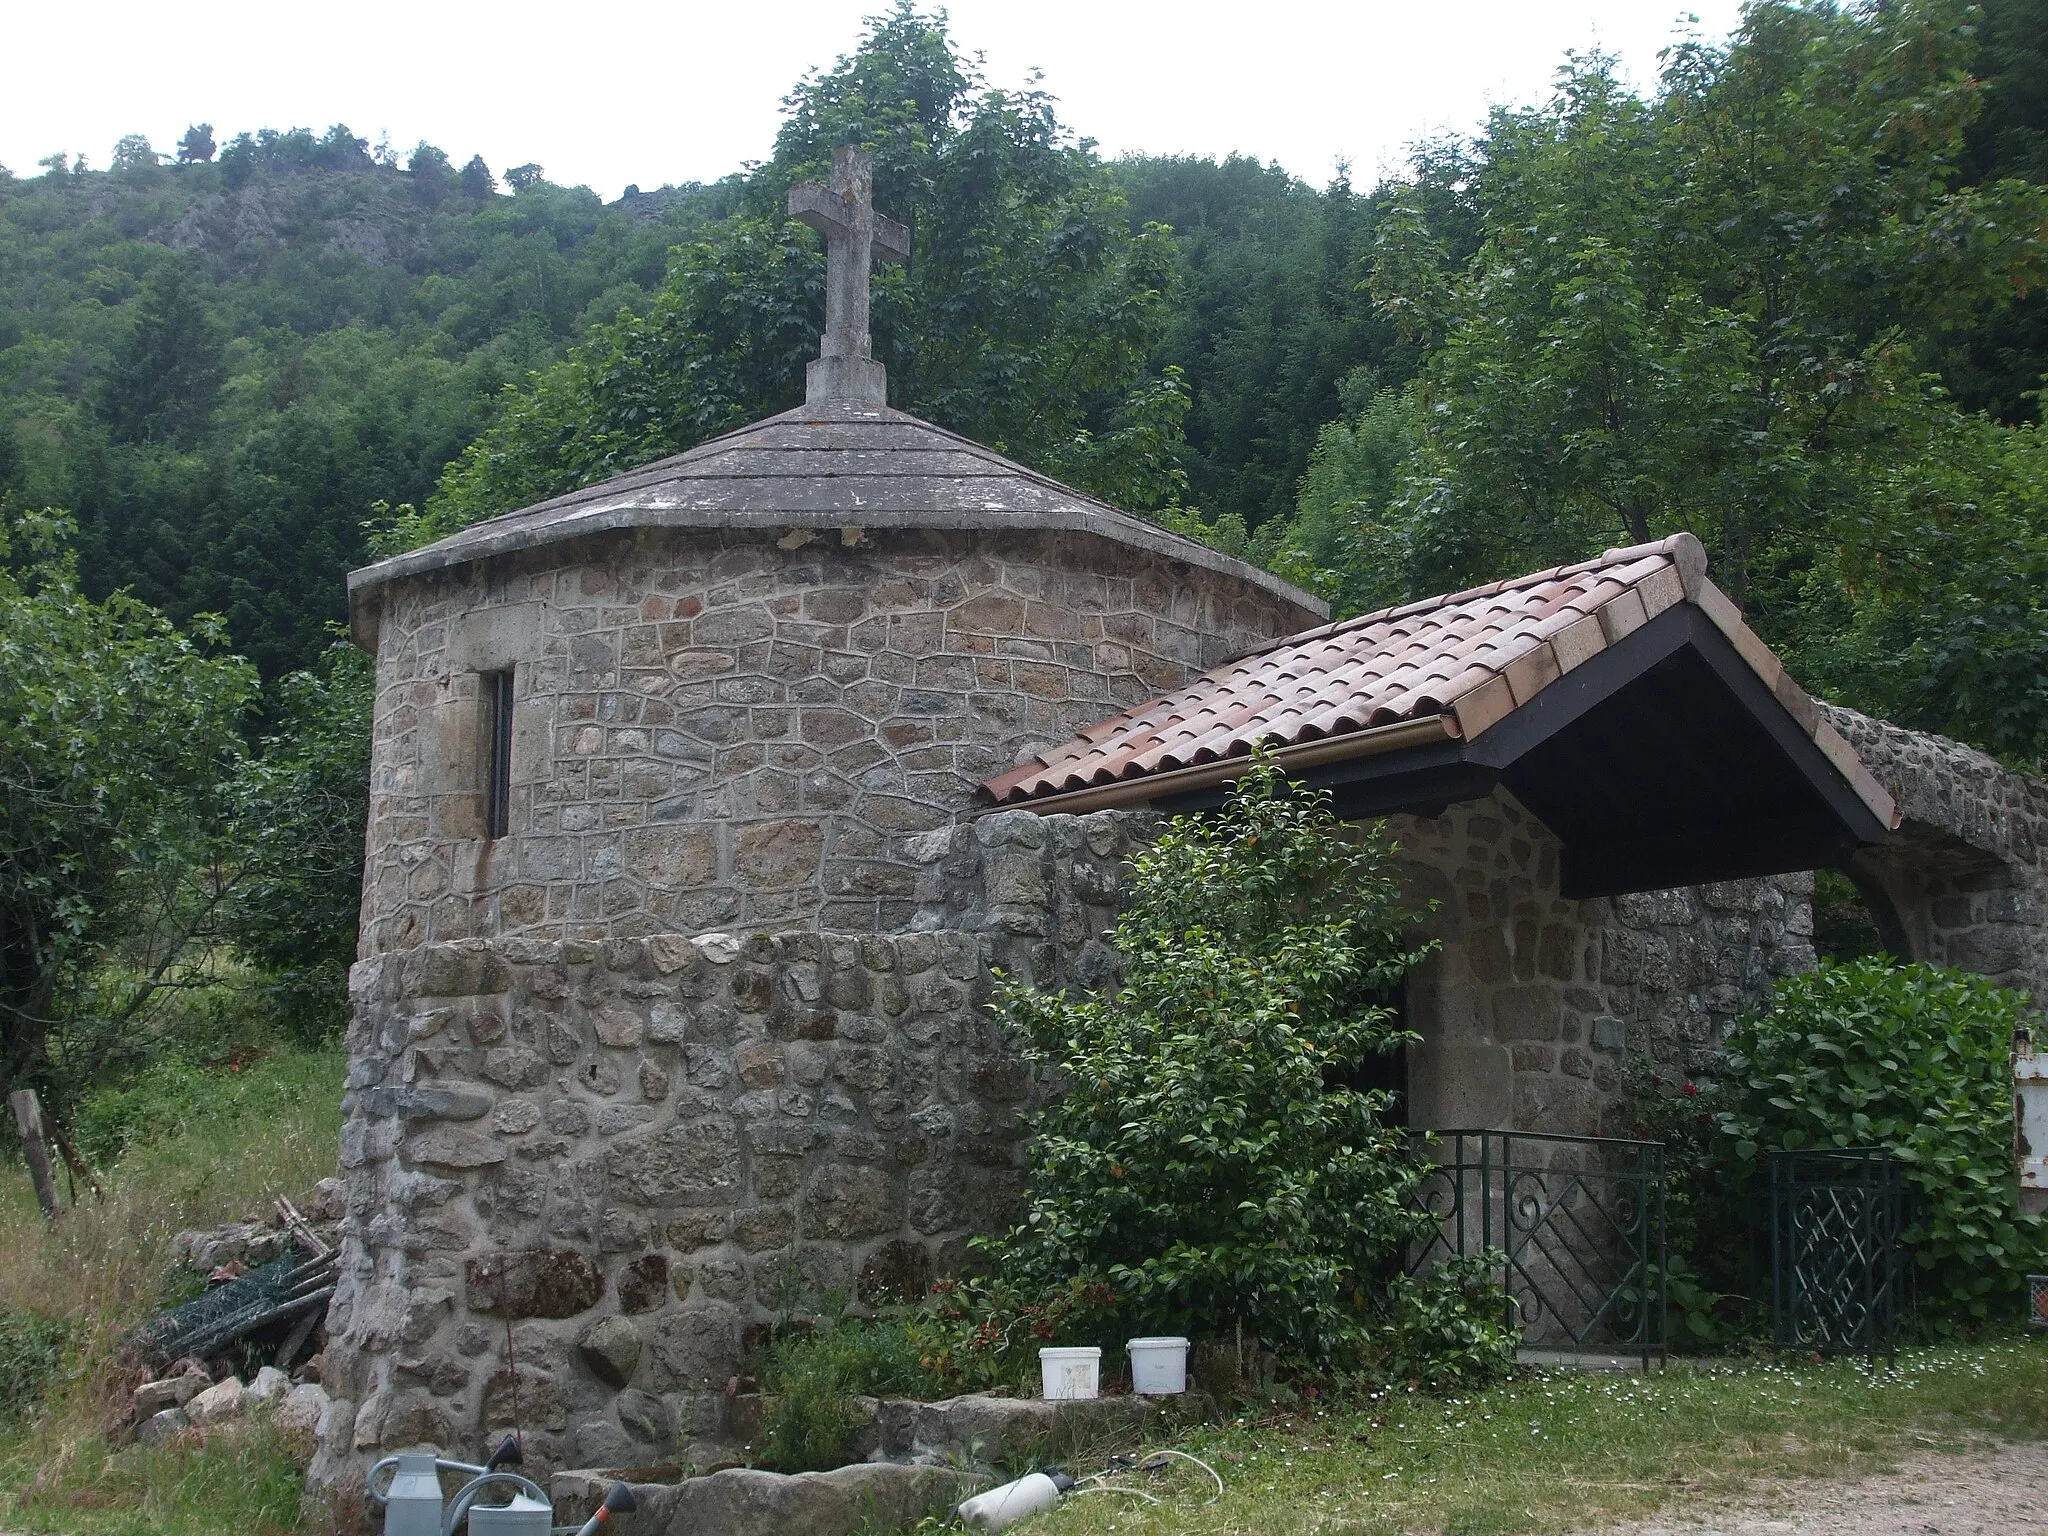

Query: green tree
1801,412,2048,761
987,757,1436,1363
223,641,373,1041
3,124,714,675
460,155,495,200
1271,371,1421,616
96,260,226,446
176,123,216,165
1348,1,2048,758
1969,0,2048,185
428,3,1183,532
109,135,158,176
1952,0,2048,425
408,142,453,206
1384,7,2045,603
0,509,255,1101
1115,155,1404,528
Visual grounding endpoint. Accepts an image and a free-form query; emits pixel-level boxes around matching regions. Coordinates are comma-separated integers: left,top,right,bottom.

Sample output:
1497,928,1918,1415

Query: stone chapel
310,148,2048,1487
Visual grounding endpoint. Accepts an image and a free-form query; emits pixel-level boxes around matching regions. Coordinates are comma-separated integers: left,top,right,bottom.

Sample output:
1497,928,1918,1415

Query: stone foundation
311,809,1146,1485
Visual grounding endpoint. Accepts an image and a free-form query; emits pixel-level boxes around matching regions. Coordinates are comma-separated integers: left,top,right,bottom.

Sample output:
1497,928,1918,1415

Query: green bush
0,1308,71,1422
908,1273,1120,1397
751,1311,932,1471
986,755,1444,1367
1617,1059,1761,1348
1381,1253,1520,1390
1716,959,2045,1327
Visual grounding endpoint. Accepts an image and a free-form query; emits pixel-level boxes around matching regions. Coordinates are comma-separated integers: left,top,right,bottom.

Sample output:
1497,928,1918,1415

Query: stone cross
788,144,910,405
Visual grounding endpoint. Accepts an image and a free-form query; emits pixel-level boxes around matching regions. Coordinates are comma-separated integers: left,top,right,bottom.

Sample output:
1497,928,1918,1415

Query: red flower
1682,1082,1698,1097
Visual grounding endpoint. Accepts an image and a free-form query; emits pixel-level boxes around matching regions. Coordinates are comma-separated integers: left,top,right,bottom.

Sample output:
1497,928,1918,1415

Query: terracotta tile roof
980,533,1899,833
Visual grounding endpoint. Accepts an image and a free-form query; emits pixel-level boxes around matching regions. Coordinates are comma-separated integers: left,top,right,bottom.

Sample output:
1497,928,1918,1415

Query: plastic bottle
957,1470,1074,1530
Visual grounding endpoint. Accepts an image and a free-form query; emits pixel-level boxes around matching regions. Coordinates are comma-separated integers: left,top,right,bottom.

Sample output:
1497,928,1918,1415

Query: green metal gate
1768,1148,1907,1360
1411,1130,1666,1369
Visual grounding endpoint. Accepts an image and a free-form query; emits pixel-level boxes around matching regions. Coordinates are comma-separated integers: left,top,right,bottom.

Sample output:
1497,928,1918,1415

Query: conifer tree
97,262,225,446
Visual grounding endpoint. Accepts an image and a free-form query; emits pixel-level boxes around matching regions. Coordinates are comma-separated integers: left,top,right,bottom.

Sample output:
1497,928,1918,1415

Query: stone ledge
869,1390,1161,1465
552,1460,975,1536
553,1391,1184,1535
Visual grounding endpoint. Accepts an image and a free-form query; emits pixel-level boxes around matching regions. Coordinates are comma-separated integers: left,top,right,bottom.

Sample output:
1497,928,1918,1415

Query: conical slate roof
346,399,1322,633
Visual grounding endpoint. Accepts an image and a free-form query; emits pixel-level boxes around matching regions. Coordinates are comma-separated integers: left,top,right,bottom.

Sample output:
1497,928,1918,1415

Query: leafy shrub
1716,959,2045,1327
908,1274,1118,1396
1380,1253,1520,1389
986,755,1440,1366
750,1280,1134,1467
0,1307,71,1421
751,1309,932,1471
1617,1060,1762,1348
753,1342,865,1472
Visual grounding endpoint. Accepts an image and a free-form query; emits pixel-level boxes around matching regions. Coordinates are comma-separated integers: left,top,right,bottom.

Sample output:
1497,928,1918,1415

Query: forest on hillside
4,0,2048,1101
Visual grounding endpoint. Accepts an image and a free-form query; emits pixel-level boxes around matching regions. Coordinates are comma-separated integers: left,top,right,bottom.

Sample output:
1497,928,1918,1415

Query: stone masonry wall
360,526,1314,952
311,809,1146,1485
313,791,1817,1485
319,515,1317,1491
1386,790,1815,1139
1828,705,2048,1001
327,578,2048,1496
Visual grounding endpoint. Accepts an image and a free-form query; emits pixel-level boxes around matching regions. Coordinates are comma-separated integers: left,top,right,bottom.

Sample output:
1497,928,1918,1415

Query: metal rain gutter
989,713,1463,817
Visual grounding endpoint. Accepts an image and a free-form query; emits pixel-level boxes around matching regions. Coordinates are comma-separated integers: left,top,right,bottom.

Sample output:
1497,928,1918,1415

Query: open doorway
1812,867,1888,961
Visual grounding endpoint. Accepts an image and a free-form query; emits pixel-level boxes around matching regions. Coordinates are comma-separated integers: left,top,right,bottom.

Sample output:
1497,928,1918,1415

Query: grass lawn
1021,1339,2048,1535
6,1345,2046,1536
0,1046,344,1536
2,1048,2043,1536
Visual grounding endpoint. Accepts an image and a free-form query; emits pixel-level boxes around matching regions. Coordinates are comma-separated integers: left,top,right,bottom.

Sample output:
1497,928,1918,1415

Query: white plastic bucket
1126,1336,1190,1395
1038,1346,1101,1400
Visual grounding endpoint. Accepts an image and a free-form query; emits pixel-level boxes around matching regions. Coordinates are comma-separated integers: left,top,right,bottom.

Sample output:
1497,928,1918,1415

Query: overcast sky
4,1,1746,200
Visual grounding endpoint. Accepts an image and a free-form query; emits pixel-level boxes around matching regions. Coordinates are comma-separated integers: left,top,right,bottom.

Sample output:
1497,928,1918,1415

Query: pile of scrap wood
134,1196,338,1373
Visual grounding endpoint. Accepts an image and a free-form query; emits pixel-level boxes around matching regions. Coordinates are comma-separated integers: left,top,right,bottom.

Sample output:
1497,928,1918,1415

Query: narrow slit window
483,669,514,840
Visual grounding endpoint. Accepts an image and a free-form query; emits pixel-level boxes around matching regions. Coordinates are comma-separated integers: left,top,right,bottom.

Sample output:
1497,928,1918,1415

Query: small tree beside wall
984,755,1516,1377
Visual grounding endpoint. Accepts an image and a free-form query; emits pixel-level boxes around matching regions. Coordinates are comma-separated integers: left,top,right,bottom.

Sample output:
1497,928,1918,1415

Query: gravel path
1583,1438,2047,1536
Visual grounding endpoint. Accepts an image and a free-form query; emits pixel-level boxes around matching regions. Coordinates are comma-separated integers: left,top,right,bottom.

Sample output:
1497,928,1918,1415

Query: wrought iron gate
1768,1148,1907,1359
1410,1130,1666,1368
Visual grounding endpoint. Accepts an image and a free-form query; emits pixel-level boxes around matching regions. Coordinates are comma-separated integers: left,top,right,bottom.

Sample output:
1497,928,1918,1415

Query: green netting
134,1248,320,1362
